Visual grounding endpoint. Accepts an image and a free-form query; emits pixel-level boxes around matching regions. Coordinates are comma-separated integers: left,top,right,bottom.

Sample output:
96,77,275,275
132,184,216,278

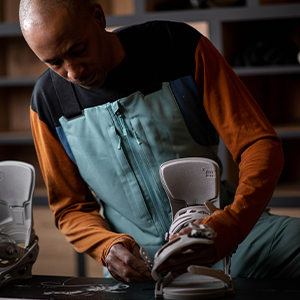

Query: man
19,0,300,282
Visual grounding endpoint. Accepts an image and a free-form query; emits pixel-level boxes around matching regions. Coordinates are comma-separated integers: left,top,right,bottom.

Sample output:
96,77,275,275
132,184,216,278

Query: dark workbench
0,275,299,300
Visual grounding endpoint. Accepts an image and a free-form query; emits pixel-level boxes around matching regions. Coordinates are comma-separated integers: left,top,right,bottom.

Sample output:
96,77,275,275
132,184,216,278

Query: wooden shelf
0,131,33,144
0,76,38,87
275,125,300,139
268,207,300,218
0,22,21,37
33,188,48,205
274,183,300,197
233,65,300,77
270,184,300,207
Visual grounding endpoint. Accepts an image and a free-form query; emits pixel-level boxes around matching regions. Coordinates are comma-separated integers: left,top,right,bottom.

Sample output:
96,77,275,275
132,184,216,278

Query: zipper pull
133,129,142,145
117,134,122,150
116,111,128,136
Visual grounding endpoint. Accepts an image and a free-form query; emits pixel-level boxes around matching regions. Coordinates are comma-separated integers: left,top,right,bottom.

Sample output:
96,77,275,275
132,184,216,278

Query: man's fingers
106,243,151,282
169,226,192,240
169,219,204,240
108,263,150,283
131,245,152,276
121,245,151,277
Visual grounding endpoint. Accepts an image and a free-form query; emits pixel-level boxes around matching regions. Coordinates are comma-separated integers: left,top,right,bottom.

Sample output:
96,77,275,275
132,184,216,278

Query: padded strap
152,234,214,281
168,205,210,237
50,70,83,120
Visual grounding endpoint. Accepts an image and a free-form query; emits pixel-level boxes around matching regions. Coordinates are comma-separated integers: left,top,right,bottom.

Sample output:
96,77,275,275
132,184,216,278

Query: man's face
24,4,111,89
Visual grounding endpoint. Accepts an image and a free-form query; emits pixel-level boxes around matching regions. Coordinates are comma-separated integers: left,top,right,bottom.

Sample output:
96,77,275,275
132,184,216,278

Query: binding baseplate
0,161,39,288
150,157,234,299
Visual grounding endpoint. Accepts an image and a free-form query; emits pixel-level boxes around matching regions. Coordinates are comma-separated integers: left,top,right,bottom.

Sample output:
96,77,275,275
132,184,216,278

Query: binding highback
0,161,39,288
160,157,220,239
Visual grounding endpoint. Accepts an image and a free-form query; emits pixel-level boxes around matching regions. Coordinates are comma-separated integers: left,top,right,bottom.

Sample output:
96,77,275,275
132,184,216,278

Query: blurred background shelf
233,65,300,76
0,131,33,144
0,76,38,86
1,0,299,277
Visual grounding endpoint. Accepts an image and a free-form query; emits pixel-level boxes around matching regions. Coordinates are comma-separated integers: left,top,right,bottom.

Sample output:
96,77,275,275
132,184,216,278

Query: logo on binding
206,170,216,178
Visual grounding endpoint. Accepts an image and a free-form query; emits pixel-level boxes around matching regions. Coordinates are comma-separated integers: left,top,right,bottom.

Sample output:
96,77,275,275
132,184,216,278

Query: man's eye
72,48,84,56
51,59,63,66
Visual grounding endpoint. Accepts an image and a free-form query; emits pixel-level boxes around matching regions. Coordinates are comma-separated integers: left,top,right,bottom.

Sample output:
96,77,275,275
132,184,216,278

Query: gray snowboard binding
151,157,234,299
0,161,39,288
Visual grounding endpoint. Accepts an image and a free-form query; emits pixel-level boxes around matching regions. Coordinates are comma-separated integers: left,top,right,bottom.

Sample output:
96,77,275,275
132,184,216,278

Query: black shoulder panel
116,21,202,82
31,69,64,131
31,21,202,131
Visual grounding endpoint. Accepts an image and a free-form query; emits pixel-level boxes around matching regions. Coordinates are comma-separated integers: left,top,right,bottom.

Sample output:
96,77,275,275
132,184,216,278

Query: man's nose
66,63,84,81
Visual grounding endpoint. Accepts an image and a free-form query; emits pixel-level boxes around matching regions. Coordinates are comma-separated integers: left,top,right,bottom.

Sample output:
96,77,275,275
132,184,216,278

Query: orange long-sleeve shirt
195,37,284,260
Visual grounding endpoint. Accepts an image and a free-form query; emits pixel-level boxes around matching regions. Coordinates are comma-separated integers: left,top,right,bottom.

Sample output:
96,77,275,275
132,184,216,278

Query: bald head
19,0,124,90
19,0,92,33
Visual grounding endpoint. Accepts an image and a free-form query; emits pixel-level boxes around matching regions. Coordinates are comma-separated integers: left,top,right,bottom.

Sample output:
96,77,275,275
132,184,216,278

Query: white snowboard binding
0,161,39,288
150,158,234,299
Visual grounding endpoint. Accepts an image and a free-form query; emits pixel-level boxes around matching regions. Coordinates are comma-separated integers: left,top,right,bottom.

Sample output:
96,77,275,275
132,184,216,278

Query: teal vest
54,76,232,259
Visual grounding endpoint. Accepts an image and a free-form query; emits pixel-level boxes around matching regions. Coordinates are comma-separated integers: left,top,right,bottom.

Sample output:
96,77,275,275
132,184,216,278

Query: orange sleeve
30,109,137,266
195,37,284,261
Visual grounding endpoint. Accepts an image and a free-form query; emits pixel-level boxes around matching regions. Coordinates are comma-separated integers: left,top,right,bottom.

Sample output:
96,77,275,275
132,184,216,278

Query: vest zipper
117,112,128,136
115,110,168,235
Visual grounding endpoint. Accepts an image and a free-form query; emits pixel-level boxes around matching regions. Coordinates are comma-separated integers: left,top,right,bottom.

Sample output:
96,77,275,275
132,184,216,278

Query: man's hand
106,243,152,283
157,220,217,277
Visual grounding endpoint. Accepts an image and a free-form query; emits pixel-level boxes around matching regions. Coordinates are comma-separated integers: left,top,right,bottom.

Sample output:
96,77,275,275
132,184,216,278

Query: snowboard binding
151,158,234,299
0,161,39,288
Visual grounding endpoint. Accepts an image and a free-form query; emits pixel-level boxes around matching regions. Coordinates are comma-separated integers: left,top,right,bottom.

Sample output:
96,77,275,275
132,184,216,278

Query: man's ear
91,3,106,28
